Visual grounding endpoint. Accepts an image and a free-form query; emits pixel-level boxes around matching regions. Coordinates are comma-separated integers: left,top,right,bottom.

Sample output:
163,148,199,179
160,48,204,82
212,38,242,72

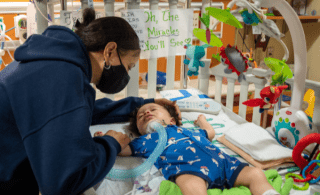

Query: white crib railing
208,63,268,126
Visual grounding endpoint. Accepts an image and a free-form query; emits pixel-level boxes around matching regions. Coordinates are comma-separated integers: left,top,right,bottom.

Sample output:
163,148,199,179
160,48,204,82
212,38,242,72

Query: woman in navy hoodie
0,8,180,195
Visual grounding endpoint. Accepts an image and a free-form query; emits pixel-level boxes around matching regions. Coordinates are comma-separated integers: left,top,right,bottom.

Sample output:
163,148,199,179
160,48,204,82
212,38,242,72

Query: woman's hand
94,130,131,152
154,98,182,125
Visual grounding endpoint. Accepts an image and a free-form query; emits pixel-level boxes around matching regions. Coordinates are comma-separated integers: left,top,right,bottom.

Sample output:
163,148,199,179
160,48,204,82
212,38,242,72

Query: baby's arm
194,114,215,141
118,145,132,156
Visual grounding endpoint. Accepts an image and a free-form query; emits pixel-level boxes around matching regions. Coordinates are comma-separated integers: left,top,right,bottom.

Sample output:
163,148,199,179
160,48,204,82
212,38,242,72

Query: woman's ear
103,42,117,61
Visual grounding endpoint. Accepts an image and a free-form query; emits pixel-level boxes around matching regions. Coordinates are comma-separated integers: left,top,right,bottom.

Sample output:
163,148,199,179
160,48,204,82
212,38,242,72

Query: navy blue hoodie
0,25,153,195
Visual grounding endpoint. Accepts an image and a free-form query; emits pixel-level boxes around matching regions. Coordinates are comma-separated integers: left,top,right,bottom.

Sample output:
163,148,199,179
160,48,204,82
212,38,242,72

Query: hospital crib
23,0,320,194
27,0,319,129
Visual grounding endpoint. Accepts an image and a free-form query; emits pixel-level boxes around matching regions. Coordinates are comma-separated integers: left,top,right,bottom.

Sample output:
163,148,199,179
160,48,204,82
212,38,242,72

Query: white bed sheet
89,110,317,195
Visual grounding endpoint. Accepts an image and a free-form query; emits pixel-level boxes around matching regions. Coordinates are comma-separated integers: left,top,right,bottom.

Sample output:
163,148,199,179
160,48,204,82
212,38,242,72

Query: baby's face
136,103,174,135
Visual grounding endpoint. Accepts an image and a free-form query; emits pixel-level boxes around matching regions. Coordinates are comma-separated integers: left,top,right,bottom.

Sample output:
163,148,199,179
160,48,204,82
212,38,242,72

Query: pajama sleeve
129,133,159,158
198,129,209,139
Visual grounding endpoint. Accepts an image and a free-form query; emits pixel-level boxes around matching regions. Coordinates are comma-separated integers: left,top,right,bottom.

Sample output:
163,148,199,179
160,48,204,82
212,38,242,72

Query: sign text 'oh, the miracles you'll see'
120,9,193,59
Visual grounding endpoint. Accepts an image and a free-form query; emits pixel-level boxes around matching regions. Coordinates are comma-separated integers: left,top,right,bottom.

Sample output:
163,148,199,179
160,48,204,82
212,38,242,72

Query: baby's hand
194,114,207,127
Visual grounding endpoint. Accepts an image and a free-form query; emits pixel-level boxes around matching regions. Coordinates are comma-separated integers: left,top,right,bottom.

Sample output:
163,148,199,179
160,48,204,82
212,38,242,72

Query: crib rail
286,78,320,131
208,63,268,126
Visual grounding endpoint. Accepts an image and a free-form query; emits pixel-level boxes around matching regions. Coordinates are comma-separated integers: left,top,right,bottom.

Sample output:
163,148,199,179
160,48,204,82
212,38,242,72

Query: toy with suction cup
271,108,318,150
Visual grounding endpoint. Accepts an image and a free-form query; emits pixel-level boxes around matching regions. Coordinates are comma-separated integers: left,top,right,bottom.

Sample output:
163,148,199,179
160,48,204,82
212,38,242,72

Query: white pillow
224,123,293,161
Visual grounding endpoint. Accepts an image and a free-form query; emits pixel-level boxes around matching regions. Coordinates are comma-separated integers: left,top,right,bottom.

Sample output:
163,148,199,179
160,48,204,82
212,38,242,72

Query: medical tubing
4,35,16,61
33,0,52,23
105,121,168,181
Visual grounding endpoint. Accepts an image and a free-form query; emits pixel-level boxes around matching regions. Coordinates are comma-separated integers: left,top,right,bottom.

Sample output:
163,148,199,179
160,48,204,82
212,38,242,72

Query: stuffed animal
242,85,288,113
184,44,211,76
239,8,262,26
159,169,293,195
220,44,249,82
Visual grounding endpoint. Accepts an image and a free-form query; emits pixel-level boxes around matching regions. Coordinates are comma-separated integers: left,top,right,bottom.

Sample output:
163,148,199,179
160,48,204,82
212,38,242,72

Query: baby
95,103,280,195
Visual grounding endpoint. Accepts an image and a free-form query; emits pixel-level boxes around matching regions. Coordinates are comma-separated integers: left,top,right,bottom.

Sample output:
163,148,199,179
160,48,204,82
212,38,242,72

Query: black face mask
96,50,130,94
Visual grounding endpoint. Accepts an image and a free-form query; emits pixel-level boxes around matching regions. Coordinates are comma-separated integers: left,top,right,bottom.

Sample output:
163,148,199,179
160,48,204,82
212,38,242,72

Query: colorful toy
264,58,293,85
304,89,315,119
239,8,262,26
271,108,318,150
183,44,211,76
285,173,309,191
193,28,223,47
265,169,293,195
194,13,223,47
292,133,320,170
220,44,249,82
242,48,258,68
287,135,320,191
205,7,243,29
242,85,288,113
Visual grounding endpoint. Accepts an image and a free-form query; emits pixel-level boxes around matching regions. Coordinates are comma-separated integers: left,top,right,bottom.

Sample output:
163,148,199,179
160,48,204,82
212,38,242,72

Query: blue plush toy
183,44,211,76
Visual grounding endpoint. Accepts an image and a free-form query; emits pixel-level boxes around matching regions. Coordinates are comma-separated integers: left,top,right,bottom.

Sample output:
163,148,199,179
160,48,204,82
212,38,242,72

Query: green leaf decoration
193,28,223,47
264,57,293,85
212,53,221,62
199,13,210,29
205,7,243,29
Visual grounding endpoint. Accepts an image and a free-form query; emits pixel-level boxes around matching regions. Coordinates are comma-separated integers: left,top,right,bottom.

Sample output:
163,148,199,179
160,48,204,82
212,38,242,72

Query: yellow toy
304,89,315,119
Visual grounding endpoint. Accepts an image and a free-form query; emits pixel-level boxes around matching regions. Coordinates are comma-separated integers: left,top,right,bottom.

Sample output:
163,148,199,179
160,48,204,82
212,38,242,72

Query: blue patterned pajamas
129,125,248,190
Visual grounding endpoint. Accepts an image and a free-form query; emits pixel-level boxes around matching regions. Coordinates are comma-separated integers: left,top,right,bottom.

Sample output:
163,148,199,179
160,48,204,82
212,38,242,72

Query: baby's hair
125,103,180,138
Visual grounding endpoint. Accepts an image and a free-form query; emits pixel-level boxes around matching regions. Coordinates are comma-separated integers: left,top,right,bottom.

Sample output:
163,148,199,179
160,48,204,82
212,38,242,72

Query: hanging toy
242,85,288,113
220,44,249,82
205,7,243,29
265,57,293,85
193,13,223,47
184,44,211,76
242,48,258,68
271,108,318,150
239,8,262,26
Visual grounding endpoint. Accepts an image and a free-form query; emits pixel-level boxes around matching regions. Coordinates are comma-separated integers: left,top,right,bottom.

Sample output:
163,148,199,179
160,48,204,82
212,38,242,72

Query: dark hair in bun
75,8,140,56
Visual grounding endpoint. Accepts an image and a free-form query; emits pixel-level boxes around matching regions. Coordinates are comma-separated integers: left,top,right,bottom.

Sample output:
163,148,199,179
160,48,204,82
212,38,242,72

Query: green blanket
159,169,293,195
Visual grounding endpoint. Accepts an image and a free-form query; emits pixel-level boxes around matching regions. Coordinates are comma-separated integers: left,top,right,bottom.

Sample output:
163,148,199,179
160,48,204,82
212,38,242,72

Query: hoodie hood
14,25,92,79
